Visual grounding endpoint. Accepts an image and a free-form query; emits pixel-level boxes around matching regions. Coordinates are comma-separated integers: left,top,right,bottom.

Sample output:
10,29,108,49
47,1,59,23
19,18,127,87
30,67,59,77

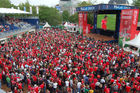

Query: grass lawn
97,14,116,31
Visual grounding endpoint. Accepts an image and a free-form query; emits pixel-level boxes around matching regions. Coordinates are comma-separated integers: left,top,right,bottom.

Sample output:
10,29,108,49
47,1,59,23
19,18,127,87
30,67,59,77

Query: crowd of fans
0,28,139,93
4,16,31,30
0,16,32,33
0,24,10,32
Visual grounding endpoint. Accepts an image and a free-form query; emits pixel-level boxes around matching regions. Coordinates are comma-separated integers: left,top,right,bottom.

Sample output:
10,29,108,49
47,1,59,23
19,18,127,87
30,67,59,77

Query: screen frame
97,14,117,31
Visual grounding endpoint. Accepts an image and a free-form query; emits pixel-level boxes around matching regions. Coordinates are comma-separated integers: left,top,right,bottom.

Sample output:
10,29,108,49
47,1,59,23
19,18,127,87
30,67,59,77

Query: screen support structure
93,11,98,33
77,4,138,40
92,11,122,39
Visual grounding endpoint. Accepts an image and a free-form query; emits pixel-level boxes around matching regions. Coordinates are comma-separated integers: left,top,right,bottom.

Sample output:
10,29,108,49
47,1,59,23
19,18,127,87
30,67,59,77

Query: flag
24,7,26,12
36,6,39,14
17,7,20,10
30,7,32,14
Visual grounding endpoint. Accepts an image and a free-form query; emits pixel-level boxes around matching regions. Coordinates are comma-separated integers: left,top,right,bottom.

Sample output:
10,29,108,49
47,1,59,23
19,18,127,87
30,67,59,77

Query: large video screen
97,14,116,31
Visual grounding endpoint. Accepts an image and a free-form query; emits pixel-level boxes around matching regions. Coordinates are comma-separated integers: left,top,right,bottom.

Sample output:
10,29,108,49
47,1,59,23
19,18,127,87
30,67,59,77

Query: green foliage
69,13,78,23
77,1,94,25
133,0,140,21
0,0,12,8
18,1,37,16
62,10,70,21
133,0,140,7
39,6,62,26
139,13,140,21
87,13,94,25
78,1,93,7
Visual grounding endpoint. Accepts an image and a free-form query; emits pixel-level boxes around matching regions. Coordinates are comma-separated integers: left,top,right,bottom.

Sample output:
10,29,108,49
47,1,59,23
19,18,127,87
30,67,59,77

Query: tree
0,0,12,8
87,13,94,25
108,0,129,4
69,13,78,23
77,1,94,25
78,1,93,7
133,0,140,7
39,6,62,26
17,0,37,16
133,0,140,21
62,10,70,22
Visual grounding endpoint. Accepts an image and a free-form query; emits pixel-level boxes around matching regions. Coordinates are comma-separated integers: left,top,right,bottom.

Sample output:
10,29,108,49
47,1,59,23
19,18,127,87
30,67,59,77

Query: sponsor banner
56,6,61,11
78,13,83,34
83,13,87,34
130,9,139,39
119,9,139,47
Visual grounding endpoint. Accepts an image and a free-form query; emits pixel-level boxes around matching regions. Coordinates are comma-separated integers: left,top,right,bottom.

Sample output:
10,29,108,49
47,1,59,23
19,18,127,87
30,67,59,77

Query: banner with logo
130,9,139,39
119,9,139,47
83,13,87,34
56,6,61,11
78,13,83,34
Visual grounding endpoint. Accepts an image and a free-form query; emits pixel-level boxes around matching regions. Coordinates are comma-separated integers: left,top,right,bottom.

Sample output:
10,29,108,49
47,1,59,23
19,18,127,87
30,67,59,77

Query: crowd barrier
0,26,35,39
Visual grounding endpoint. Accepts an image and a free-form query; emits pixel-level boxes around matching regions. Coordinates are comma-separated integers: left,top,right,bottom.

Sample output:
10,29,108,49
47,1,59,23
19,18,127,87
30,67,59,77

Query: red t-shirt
18,83,22,89
126,86,131,92
102,19,107,30
0,73,2,80
58,80,62,86
14,89,18,93
33,76,37,81
90,83,95,89
35,86,39,93
40,83,44,89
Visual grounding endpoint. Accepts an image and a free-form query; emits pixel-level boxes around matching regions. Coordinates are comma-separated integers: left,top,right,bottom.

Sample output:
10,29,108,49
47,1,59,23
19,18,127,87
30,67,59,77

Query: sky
10,0,133,7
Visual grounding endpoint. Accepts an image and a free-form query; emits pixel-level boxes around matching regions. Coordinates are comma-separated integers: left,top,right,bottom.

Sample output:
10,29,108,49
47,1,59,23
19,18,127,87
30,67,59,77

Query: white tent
43,22,51,28
0,8,30,14
123,32,140,56
64,22,69,27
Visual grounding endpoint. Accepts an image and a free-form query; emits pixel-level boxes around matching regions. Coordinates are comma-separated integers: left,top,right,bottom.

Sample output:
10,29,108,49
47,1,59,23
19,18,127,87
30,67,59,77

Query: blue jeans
0,80,1,88
44,85,46,93
72,89,77,93
78,88,81,93
7,82,11,88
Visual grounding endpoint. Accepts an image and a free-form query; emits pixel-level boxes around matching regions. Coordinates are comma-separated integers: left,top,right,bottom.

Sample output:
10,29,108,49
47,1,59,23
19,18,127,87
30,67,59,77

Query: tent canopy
43,22,51,28
0,8,30,14
125,33,140,48
64,22,69,27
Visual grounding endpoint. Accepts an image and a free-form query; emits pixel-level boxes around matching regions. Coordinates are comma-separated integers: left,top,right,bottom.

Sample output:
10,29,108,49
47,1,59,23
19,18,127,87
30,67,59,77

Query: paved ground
84,33,115,41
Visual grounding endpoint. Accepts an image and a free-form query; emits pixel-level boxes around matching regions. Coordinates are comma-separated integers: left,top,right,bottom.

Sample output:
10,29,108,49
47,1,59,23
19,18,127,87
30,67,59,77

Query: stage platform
84,34,115,41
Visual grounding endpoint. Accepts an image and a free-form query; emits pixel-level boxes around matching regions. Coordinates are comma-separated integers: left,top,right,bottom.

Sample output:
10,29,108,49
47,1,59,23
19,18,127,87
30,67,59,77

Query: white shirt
70,80,73,86
77,82,82,88
65,81,69,87
53,83,58,89
100,79,105,83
